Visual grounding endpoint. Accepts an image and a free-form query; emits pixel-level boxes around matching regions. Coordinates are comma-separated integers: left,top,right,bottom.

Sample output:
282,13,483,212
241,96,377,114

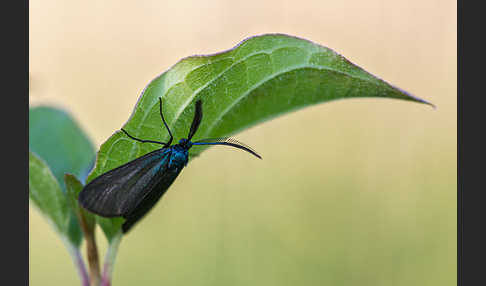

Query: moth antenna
187,100,203,141
193,137,262,159
159,97,173,146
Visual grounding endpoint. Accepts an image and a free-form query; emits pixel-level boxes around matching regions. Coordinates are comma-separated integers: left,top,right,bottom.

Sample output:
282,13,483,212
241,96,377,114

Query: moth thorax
169,147,189,168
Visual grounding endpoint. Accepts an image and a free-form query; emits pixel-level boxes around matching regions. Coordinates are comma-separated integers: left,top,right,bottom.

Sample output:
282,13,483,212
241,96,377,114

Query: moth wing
79,148,171,217
121,165,183,233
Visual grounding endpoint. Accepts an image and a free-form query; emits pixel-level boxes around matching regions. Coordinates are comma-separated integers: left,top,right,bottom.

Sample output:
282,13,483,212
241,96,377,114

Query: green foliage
29,107,97,247
97,217,124,243
29,107,96,186
85,34,431,236
88,34,431,184
29,152,73,244
29,33,433,284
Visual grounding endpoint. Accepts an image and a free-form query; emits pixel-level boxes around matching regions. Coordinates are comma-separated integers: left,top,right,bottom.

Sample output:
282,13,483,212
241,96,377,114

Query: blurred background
29,0,456,285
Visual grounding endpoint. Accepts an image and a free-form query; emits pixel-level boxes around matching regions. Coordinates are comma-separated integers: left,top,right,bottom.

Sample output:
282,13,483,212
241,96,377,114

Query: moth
79,98,261,233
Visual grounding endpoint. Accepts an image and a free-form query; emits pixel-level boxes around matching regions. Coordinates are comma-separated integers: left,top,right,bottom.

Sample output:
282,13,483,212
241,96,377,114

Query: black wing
79,148,175,217
121,166,181,233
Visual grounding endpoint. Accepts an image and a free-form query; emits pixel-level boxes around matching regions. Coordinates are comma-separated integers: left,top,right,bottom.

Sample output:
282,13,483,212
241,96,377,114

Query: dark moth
79,98,261,233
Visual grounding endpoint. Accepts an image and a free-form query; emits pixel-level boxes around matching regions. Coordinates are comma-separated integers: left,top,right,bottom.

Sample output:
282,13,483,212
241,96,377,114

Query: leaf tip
397,87,436,109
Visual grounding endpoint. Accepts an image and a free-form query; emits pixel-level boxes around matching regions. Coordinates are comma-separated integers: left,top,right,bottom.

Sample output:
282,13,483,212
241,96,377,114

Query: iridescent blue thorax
167,141,191,168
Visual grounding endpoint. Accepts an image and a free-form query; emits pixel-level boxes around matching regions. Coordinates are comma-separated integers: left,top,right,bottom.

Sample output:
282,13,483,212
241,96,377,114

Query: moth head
178,138,193,149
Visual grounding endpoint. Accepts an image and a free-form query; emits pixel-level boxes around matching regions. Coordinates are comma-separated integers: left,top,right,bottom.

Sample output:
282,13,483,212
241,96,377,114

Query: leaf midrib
145,47,371,139
119,49,377,163
112,44,392,173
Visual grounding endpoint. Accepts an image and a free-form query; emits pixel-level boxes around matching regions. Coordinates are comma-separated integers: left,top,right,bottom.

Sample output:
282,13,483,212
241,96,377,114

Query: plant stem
65,241,90,286
100,231,123,286
75,249,91,286
78,212,101,286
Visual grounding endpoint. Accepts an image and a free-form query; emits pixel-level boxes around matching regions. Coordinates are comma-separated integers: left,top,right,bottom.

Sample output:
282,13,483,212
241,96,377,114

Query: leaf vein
204,65,381,136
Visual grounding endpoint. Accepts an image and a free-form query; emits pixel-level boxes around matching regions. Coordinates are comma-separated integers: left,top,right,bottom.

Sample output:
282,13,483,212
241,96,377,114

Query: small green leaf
29,151,69,238
66,215,83,247
30,152,89,283
97,217,124,243
30,106,96,247
65,174,96,231
86,33,433,235
29,106,96,187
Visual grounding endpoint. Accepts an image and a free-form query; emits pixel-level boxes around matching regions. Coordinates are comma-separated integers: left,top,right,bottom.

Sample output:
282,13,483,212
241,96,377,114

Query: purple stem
100,267,112,286
64,242,90,286
74,249,90,286
100,231,122,286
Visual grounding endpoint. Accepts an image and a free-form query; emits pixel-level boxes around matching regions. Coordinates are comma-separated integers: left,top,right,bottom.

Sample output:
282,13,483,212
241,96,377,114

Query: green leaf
29,106,96,247
65,174,96,232
29,151,70,239
29,106,96,187
30,153,90,283
86,33,433,235
66,214,83,247
97,217,124,243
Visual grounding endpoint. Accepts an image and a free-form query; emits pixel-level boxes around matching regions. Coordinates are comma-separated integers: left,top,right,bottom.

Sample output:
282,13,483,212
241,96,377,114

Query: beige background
30,0,456,285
